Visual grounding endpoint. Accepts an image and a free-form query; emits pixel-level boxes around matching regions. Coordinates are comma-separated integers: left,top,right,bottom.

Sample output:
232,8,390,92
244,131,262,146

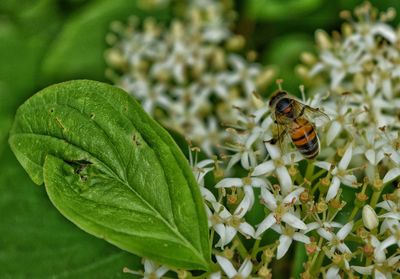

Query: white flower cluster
105,0,274,156
194,3,400,278
121,2,400,279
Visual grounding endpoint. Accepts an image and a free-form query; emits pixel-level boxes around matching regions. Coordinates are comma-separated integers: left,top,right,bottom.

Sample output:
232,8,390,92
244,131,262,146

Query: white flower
224,130,259,170
354,127,386,166
352,236,400,279
226,54,261,96
314,145,357,201
271,224,310,260
252,142,302,194
383,164,400,184
215,255,253,279
305,220,343,234
123,259,169,279
210,201,255,247
317,221,353,254
377,220,400,252
215,177,269,216
191,159,215,186
255,186,307,238
377,199,400,222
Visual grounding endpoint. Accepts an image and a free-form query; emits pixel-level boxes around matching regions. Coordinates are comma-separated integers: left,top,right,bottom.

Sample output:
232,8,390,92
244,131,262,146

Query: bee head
269,90,288,109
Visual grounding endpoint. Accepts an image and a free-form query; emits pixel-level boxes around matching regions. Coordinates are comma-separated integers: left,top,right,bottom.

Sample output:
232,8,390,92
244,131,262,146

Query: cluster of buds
105,0,274,156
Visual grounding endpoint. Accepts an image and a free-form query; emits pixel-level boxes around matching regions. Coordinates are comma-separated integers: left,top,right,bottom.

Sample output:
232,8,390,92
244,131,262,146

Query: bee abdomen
291,124,320,159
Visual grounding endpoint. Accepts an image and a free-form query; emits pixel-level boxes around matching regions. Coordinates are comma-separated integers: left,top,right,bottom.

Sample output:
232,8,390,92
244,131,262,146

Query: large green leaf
0,146,141,278
9,80,211,270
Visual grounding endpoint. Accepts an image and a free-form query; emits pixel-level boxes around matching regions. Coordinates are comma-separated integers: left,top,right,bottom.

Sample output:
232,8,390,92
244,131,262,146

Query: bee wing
273,122,293,155
293,102,330,128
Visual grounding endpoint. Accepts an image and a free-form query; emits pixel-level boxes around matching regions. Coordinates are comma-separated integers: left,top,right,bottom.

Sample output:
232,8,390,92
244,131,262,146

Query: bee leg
265,129,287,145
270,138,277,145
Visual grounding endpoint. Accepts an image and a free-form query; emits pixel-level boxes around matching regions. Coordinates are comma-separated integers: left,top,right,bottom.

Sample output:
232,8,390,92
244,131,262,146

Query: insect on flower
268,84,329,159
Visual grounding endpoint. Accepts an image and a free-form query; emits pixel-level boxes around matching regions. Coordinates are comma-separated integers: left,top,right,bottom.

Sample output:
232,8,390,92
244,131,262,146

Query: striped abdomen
289,118,319,159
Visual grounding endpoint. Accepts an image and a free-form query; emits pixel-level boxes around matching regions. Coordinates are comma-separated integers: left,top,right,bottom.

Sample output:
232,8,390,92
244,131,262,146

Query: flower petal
215,178,243,188
314,161,331,170
327,121,342,145
340,174,357,187
337,221,353,240
239,222,255,238
378,235,396,252
339,145,352,169
238,258,253,277
261,187,277,210
155,266,169,277
255,213,276,238
326,266,340,279
365,149,376,165
209,272,221,279
352,265,373,275
293,232,310,244
376,200,395,211
252,161,275,176
317,228,333,241
276,166,292,194
250,177,269,188
143,259,157,273
265,142,281,159
283,187,304,204
383,167,400,184
282,212,307,230
374,270,388,279
326,176,341,201
337,243,351,254
200,187,217,202
216,255,237,278
277,235,293,260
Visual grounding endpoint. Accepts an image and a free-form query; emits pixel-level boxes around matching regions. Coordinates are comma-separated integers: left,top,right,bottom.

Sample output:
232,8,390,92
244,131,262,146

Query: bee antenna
276,79,284,91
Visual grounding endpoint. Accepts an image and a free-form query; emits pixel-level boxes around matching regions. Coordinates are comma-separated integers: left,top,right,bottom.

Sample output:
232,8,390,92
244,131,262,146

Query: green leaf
9,80,211,270
0,146,141,278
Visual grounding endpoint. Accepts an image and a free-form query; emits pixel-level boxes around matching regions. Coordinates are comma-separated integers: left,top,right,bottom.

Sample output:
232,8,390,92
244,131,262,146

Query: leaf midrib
15,97,206,263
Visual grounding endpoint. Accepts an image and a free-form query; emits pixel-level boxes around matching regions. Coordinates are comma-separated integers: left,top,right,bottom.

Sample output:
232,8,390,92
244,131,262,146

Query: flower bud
362,205,379,230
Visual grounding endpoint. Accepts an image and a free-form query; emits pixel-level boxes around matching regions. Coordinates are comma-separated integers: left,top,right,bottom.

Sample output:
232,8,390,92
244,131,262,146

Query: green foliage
9,80,211,270
40,0,169,84
245,0,322,21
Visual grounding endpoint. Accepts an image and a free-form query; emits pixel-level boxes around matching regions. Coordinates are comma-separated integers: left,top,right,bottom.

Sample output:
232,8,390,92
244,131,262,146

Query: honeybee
269,90,329,159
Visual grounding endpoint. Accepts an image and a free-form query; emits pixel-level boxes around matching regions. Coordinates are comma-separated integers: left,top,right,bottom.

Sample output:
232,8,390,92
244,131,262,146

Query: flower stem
310,237,325,276
369,188,383,208
347,205,360,222
251,239,261,258
305,162,315,181
234,235,249,259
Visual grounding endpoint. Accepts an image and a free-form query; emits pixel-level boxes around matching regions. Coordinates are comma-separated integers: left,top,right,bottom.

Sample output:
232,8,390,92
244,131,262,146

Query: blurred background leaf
40,0,170,84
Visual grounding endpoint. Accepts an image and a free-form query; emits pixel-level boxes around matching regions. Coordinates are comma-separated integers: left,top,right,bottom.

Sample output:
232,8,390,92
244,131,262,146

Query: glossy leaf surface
9,80,210,270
